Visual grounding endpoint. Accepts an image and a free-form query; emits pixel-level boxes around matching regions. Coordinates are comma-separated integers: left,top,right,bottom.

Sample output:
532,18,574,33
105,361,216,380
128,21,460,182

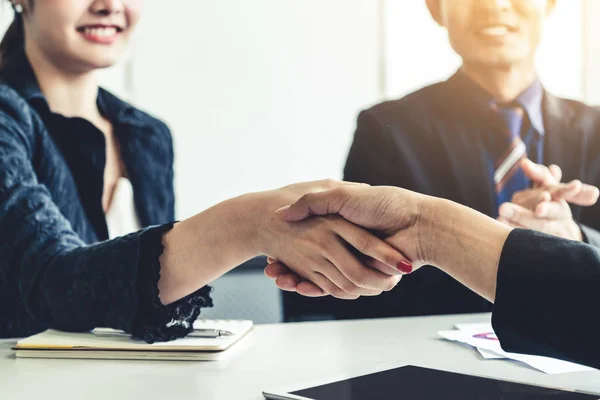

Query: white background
130,0,593,218
0,0,597,218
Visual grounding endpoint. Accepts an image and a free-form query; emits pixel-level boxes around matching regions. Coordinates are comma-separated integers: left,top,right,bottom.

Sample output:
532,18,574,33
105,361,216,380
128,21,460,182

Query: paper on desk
439,323,593,374
476,347,504,360
457,322,503,359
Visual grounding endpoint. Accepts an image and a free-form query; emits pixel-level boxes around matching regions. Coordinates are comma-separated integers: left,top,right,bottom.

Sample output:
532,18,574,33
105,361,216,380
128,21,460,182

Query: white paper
455,322,498,332
439,323,593,374
476,347,504,360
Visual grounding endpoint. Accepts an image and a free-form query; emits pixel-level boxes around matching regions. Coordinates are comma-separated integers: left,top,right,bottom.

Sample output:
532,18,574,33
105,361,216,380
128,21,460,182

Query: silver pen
93,327,234,338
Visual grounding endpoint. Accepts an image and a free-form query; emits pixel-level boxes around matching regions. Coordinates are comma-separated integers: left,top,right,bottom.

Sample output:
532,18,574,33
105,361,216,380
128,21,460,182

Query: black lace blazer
0,50,211,343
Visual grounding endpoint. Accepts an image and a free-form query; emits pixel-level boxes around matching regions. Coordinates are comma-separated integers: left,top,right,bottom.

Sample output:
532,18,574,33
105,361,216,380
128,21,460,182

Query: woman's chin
68,55,122,72
89,59,120,70
67,47,127,71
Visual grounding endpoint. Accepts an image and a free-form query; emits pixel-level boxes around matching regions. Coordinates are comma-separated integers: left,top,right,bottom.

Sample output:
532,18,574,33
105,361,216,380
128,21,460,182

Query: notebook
14,320,253,361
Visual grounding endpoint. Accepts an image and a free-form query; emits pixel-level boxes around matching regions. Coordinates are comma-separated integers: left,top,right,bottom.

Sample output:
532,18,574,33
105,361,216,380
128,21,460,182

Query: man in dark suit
283,0,600,321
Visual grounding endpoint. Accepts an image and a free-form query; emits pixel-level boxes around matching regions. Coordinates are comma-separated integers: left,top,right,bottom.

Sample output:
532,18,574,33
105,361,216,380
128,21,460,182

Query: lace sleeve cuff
129,223,214,343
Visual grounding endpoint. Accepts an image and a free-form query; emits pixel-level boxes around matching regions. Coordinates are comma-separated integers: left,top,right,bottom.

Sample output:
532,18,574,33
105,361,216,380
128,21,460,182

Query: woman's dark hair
0,2,26,70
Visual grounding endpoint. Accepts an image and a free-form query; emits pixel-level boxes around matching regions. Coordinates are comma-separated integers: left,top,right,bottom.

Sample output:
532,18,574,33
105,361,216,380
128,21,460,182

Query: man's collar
454,69,545,135
517,79,545,135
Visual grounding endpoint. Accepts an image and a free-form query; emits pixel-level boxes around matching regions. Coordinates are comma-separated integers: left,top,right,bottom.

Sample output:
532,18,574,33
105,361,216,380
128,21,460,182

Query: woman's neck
25,40,102,122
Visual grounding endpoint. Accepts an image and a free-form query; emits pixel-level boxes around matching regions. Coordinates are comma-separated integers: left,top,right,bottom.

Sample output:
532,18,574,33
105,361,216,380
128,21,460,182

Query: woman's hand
247,180,411,300
159,179,409,304
265,184,512,302
264,186,426,297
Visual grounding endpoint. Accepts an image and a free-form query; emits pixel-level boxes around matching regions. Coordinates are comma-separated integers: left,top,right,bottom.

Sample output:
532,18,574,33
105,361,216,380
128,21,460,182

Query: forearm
420,196,513,302
158,194,261,304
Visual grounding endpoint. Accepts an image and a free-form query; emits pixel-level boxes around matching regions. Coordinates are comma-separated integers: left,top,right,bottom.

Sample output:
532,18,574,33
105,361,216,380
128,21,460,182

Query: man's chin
464,53,532,70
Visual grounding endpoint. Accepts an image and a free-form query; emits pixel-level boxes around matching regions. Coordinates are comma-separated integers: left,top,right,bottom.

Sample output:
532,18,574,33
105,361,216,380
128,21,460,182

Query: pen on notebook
93,327,235,338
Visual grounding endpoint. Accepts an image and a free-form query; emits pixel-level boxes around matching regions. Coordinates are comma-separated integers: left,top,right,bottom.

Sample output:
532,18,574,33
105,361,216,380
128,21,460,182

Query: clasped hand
497,160,599,241
265,161,600,299
256,180,410,300
265,185,427,298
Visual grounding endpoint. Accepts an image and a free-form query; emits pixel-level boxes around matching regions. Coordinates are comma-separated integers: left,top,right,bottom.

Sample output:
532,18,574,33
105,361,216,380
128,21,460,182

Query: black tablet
263,364,599,400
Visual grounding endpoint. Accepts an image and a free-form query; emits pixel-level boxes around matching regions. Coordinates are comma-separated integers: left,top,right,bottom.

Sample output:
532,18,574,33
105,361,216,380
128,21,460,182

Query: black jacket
0,50,211,341
494,229,600,370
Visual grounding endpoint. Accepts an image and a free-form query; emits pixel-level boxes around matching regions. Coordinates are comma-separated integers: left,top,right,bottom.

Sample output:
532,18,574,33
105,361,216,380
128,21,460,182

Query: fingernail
275,205,290,215
397,261,413,274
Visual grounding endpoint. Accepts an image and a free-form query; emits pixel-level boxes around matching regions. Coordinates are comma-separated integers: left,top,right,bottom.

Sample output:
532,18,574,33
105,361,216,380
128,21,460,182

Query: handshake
264,160,599,301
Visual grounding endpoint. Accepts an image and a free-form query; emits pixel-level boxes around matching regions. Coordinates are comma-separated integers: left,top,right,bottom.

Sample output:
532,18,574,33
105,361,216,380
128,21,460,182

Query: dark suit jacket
283,72,600,321
494,229,600,369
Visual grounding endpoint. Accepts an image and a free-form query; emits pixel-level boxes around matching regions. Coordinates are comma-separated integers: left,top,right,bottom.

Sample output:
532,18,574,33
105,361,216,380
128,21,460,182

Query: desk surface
2,313,599,400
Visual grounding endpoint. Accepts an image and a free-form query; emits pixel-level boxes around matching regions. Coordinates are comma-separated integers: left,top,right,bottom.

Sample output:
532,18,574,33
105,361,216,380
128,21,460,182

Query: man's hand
265,186,425,297
265,184,512,303
497,160,599,241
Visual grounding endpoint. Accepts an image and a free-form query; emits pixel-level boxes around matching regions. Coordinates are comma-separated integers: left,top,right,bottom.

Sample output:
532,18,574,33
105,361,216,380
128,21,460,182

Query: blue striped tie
493,104,530,205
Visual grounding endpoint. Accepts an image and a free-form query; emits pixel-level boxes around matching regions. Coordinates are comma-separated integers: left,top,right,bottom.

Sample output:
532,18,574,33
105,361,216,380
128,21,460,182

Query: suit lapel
543,93,584,218
543,93,581,182
435,73,497,217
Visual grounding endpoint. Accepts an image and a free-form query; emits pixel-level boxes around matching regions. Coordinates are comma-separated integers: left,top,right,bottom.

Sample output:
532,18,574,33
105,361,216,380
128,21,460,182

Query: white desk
1,313,599,399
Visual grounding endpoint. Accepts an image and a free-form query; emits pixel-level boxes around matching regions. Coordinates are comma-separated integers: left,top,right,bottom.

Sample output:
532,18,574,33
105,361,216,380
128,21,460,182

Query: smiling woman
77,25,125,44
18,0,137,70
0,0,408,343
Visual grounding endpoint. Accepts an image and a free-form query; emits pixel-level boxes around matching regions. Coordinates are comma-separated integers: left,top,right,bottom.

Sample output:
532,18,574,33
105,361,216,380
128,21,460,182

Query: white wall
537,0,584,100
382,1,460,100
582,0,600,105
383,0,584,101
132,0,381,218
2,1,593,219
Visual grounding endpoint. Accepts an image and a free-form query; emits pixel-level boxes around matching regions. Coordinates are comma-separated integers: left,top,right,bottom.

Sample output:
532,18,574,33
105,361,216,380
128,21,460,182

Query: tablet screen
290,366,599,400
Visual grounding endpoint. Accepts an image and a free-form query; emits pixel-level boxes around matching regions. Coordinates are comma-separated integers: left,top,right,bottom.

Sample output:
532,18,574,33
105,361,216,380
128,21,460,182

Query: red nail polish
397,261,413,274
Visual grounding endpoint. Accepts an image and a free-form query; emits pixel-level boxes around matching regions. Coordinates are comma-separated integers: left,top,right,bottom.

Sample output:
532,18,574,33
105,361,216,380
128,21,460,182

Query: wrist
224,193,265,258
178,194,263,265
417,195,452,267
418,196,512,272
416,196,512,302
157,194,267,305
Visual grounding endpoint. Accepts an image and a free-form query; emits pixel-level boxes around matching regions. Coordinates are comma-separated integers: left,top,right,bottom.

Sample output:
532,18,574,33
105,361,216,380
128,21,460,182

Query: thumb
522,159,558,187
549,164,563,182
275,189,347,222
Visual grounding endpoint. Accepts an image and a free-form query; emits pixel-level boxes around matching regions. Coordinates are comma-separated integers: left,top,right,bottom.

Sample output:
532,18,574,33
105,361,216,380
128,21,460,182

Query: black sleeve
492,229,600,368
0,109,212,342
580,223,600,248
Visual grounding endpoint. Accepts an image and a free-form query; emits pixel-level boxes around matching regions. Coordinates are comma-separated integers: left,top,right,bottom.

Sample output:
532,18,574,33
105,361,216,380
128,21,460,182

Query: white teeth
480,26,509,36
82,27,118,37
